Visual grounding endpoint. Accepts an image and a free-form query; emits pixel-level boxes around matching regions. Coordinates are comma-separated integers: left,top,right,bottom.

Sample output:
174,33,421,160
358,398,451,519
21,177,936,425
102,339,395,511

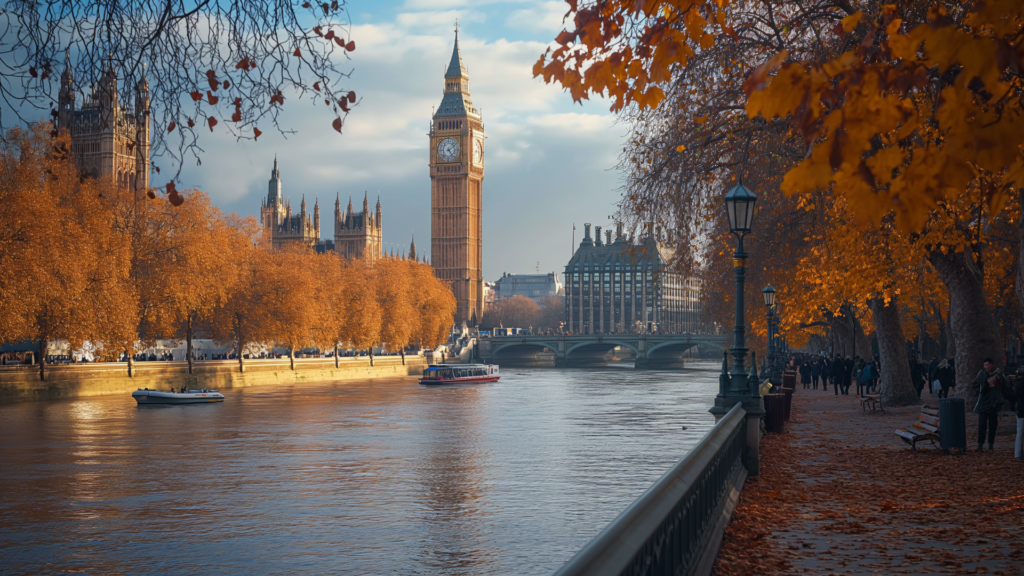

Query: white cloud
176,6,624,279
506,1,568,33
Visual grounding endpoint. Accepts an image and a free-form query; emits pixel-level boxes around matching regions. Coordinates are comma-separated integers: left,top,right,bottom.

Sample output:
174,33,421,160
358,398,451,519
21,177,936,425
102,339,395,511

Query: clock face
437,137,459,162
474,139,484,164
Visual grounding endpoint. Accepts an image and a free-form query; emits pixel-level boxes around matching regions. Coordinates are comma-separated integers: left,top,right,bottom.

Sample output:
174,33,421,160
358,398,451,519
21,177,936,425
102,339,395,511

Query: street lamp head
762,284,776,308
724,183,757,235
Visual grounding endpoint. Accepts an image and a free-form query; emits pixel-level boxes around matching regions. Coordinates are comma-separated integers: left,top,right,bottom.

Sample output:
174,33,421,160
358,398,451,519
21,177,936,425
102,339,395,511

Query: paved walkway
714,388,1024,575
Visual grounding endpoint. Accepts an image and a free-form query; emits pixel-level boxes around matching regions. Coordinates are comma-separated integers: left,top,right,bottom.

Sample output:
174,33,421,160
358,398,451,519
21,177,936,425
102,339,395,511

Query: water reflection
0,362,720,575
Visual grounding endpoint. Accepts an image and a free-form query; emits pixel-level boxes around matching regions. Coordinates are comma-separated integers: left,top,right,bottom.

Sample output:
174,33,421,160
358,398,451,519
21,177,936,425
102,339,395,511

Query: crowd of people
795,354,881,397
789,352,1024,459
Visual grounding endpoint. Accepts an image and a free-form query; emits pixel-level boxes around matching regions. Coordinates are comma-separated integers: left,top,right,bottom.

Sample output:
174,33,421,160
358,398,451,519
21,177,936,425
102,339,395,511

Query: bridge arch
491,341,559,359
565,340,639,359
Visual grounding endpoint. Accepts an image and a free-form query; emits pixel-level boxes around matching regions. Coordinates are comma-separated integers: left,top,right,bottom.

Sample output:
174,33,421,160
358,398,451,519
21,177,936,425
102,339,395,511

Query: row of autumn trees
537,0,1024,407
0,125,455,380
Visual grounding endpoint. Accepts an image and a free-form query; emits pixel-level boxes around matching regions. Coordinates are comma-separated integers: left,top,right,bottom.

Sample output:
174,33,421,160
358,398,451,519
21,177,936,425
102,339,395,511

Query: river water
0,361,721,575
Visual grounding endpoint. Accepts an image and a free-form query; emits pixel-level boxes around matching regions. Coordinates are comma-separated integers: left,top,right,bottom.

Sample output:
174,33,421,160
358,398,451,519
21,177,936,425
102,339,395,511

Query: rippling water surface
0,362,720,575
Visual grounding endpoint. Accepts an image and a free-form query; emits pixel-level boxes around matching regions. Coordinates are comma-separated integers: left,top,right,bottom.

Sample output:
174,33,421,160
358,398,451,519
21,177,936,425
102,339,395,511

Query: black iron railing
553,402,747,576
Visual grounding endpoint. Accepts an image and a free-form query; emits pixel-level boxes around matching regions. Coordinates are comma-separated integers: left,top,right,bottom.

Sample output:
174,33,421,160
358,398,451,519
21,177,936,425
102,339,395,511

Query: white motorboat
132,388,225,404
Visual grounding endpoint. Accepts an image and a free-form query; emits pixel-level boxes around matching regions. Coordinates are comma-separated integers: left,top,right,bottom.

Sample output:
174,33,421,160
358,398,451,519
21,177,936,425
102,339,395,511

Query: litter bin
783,371,796,389
781,387,793,421
764,393,786,433
938,398,967,455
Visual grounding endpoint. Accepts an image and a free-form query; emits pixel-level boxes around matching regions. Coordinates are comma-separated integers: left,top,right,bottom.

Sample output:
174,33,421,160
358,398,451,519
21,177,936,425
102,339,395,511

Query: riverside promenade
714,391,1024,575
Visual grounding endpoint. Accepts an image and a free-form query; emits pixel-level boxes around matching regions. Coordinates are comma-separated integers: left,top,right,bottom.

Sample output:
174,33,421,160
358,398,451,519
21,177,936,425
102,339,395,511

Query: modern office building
564,223,701,334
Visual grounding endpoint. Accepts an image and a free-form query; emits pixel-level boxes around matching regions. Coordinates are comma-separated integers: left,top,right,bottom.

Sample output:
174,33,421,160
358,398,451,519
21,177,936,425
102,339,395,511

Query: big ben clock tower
430,26,485,325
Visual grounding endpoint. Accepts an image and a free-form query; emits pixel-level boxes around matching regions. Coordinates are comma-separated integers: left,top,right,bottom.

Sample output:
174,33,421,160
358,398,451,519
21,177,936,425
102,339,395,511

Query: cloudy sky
176,0,627,281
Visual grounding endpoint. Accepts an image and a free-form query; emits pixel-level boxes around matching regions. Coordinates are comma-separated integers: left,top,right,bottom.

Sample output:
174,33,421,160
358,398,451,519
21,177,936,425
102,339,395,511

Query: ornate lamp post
762,285,778,385
710,183,765,475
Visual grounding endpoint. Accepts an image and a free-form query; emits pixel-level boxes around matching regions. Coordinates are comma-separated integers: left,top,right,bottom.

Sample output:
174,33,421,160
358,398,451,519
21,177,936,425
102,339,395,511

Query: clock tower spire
430,26,485,325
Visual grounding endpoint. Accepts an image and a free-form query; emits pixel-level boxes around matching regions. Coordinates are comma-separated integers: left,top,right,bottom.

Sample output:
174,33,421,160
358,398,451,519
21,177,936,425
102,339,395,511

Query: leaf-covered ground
714,391,1024,575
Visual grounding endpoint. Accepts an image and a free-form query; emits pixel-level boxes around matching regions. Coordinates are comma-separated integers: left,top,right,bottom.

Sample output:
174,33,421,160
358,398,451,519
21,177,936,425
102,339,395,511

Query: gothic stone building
564,224,702,335
430,30,485,324
260,157,383,260
57,60,151,191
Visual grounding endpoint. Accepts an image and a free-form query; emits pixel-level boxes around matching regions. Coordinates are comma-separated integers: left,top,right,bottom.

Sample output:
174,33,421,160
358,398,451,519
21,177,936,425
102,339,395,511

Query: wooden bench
860,395,884,413
894,405,940,450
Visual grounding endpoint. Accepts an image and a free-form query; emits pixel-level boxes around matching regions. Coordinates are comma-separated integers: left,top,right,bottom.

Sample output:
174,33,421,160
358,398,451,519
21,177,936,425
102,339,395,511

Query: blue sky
188,1,627,280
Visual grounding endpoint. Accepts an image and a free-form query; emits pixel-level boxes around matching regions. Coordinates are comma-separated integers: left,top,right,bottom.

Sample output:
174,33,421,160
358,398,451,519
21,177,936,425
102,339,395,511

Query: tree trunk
38,338,47,382
850,308,871,359
929,248,1002,408
334,345,340,368
400,348,406,365
186,315,194,375
369,350,374,367
127,349,134,377
289,348,295,370
868,296,918,406
237,340,245,373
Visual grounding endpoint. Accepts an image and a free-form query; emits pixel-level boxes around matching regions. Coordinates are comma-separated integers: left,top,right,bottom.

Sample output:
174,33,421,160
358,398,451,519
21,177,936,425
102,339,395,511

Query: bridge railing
553,402,747,576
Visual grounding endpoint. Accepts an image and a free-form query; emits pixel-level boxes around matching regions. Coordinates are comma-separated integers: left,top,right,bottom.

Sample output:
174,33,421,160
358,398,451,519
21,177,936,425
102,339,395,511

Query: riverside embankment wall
0,356,429,403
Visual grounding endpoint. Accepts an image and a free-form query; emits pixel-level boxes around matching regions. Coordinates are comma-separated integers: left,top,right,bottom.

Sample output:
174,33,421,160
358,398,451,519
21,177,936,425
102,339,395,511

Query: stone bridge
474,333,728,369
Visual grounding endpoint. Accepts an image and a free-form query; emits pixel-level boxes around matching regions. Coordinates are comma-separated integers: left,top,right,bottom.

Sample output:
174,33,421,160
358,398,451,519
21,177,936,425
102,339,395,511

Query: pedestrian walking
821,359,830,393
973,358,1006,452
811,361,821,390
936,360,954,399
842,356,853,395
831,356,844,396
911,359,925,398
800,362,811,389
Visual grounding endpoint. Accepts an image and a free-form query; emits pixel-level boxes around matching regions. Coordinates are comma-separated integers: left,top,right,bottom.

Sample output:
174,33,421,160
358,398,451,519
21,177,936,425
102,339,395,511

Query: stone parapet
0,356,427,404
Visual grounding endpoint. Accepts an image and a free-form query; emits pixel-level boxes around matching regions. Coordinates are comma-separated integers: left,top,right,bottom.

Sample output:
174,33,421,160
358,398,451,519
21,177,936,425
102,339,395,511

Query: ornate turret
268,155,282,205
375,195,382,228
58,54,75,133
313,197,320,236
409,235,417,261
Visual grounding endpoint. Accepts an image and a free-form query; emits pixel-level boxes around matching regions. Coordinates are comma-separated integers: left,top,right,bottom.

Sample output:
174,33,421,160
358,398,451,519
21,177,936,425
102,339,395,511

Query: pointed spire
409,234,417,261
445,25,467,78
61,53,73,84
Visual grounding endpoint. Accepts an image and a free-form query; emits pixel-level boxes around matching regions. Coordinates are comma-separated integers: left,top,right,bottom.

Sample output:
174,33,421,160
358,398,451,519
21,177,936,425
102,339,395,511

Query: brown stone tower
430,28,485,324
57,57,150,191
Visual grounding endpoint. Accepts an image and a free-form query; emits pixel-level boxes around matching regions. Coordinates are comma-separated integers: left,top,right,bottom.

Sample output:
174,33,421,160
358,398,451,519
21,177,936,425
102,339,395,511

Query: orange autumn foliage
0,124,456,377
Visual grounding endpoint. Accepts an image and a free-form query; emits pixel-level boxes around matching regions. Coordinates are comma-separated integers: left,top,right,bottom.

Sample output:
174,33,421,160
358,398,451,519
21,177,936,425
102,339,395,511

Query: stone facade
260,157,321,250
259,158,383,259
57,59,150,191
430,30,485,324
564,224,702,335
333,193,382,261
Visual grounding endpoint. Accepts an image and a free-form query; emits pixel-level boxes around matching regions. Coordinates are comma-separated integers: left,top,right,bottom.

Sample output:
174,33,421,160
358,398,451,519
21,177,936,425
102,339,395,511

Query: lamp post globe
711,181,764,476
762,284,776,308
725,183,757,235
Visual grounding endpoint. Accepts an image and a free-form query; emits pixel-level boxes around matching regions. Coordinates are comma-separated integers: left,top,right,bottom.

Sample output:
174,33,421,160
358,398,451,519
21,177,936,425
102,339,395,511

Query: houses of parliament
57,30,484,323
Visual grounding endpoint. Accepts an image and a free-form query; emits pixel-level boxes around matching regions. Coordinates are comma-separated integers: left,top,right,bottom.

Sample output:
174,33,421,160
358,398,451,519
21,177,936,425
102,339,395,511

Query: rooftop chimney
606,230,613,245
584,223,592,240
595,226,603,246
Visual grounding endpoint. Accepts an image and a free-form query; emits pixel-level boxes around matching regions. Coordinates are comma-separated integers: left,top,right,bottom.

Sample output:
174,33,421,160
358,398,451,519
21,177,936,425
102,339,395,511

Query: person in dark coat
842,356,854,395
911,360,925,398
820,358,830,392
811,361,821,390
973,358,1006,452
800,362,811,389
935,359,954,399
831,356,845,396
928,355,940,386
